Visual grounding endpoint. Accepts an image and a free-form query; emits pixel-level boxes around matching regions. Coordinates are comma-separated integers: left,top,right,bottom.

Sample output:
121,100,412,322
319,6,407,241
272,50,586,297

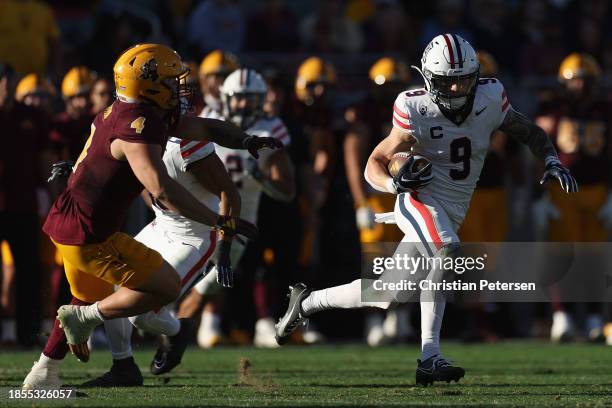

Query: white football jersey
151,136,219,238
200,106,291,223
392,78,511,203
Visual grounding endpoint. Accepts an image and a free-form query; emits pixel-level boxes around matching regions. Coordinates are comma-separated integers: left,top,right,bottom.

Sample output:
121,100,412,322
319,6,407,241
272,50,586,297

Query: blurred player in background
50,66,96,161
22,43,279,389
90,77,113,116
13,72,61,335
347,57,413,346
0,63,48,347
179,68,295,348
198,50,239,115
535,53,611,343
276,34,578,386
15,73,55,113
290,57,338,344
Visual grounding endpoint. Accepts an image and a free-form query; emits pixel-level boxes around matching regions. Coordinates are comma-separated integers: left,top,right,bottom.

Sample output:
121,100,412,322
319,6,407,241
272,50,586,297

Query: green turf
1,342,611,407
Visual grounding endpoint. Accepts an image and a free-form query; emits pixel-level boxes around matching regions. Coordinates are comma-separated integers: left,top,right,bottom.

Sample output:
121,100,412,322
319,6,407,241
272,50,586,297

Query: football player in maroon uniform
33,43,281,371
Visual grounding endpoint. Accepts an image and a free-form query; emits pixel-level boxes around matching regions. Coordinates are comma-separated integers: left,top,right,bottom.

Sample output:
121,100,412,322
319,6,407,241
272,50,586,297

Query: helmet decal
140,59,159,81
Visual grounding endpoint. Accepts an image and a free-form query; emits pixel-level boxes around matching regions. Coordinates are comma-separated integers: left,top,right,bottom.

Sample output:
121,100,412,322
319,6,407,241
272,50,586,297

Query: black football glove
47,160,74,183
243,135,283,159
206,239,234,288
540,160,578,193
214,215,258,240
392,155,433,193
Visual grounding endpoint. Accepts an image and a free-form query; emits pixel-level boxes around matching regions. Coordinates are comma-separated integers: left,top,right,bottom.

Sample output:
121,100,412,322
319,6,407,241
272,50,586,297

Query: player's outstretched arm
498,109,557,160
498,109,578,193
120,141,220,225
118,141,256,239
364,127,416,194
174,116,283,158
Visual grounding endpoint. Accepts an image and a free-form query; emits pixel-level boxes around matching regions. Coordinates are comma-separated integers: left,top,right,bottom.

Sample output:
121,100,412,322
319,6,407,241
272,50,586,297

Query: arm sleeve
269,118,291,147
178,140,216,172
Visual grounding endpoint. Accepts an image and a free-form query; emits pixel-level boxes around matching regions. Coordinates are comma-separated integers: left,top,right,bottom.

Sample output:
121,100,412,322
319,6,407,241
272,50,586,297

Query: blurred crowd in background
1,0,612,350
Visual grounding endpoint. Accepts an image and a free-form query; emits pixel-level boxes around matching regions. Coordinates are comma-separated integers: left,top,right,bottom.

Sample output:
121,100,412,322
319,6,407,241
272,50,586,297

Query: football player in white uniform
275,34,578,385
178,68,295,348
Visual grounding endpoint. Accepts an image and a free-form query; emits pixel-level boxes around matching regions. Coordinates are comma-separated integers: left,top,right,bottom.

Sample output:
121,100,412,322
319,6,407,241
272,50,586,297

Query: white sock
420,294,445,361
129,307,180,336
104,318,133,360
301,279,390,316
38,353,60,367
81,302,105,324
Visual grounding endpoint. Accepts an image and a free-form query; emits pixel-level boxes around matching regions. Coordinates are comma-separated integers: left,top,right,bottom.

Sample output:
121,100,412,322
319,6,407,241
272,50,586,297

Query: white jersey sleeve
267,117,291,147
255,117,291,164
391,92,415,137
175,139,215,171
478,77,511,128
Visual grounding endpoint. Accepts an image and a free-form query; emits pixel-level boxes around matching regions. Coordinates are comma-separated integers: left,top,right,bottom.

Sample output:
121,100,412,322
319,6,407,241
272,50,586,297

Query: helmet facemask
423,68,478,111
222,91,265,130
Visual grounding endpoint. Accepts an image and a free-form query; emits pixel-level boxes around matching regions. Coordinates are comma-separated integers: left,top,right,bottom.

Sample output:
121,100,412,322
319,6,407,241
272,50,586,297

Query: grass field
1,342,611,407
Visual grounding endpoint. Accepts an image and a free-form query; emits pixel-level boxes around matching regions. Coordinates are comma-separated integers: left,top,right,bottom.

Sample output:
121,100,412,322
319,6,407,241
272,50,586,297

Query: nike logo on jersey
475,106,487,116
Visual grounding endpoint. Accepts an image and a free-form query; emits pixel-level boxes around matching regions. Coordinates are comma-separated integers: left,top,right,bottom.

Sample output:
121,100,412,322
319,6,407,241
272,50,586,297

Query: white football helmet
414,34,479,113
220,68,268,129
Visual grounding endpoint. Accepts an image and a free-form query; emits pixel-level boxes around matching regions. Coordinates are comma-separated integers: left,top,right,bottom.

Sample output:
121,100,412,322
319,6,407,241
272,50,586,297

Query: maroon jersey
538,96,611,186
43,100,167,244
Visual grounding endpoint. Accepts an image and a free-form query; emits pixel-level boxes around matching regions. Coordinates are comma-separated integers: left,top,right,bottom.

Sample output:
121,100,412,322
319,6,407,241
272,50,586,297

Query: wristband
544,156,561,167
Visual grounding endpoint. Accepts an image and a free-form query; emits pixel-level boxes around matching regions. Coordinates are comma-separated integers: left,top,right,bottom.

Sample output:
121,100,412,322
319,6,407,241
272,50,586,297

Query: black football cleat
275,283,310,345
81,357,143,387
150,318,195,375
415,355,465,386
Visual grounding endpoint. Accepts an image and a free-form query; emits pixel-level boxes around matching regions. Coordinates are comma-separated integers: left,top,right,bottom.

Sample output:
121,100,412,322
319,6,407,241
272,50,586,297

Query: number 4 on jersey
130,117,146,134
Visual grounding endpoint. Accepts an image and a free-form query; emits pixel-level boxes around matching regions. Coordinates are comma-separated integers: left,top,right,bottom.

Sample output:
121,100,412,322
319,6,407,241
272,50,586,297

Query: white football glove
597,192,612,230
531,196,561,240
355,205,375,230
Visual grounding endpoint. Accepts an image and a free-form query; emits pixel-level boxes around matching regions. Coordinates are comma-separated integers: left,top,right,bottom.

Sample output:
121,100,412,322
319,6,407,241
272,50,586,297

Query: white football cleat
551,311,574,343
22,357,62,389
197,310,222,349
254,318,280,348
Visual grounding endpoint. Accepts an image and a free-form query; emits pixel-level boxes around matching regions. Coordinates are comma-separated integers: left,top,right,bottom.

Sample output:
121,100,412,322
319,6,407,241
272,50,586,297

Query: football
387,152,411,177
